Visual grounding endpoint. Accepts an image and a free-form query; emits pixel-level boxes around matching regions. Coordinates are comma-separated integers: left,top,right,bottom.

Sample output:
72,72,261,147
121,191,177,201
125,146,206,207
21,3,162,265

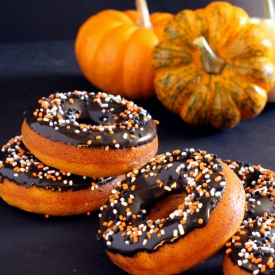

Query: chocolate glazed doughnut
223,160,275,275
97,149,245,275
0,136,123,216
21,91,158,177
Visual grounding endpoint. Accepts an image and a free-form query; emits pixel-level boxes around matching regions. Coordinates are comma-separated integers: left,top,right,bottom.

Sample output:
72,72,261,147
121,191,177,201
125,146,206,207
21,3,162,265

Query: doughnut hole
147,193,187,221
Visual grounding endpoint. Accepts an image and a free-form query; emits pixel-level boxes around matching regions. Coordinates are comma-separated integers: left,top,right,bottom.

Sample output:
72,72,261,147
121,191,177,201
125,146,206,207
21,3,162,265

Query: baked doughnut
0,136,123,216
222,160,275,275
97,148,245,275
21,90,158,177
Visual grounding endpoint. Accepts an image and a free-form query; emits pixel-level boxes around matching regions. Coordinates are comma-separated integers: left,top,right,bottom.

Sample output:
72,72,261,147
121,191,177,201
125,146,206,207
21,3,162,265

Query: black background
0,1,274,275
0,0,263,44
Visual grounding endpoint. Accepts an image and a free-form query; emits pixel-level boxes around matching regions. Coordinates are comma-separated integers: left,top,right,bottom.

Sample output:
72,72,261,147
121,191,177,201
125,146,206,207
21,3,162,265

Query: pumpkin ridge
152,43,193,71
155,68,203,113
211,81,240,128
182,86,211,126
91,25,138,94
228,76,267,119
121,28,158,98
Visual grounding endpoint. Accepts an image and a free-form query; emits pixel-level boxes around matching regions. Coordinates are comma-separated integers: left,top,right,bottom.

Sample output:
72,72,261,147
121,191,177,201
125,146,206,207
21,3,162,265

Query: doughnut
222,160,275,275
21,90,158,177
0,136,123,216
97,148,245,275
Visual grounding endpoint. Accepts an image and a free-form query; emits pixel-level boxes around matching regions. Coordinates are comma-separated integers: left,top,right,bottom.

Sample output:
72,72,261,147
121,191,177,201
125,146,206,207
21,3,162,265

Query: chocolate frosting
97,149,226,256
24,91,157,149
0,136,115,191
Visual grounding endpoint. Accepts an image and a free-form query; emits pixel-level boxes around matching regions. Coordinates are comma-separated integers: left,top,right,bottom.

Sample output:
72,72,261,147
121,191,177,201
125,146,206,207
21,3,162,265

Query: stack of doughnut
97,148,246,275
0,90,159,216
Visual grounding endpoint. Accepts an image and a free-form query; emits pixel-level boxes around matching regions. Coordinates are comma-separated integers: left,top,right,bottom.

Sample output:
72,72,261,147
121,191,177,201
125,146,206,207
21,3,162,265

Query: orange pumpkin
75,0,173,99
152,1,275,129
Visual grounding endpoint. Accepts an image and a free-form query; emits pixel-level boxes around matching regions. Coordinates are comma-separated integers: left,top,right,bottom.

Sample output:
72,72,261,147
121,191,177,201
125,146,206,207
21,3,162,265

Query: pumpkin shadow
134,97,223,137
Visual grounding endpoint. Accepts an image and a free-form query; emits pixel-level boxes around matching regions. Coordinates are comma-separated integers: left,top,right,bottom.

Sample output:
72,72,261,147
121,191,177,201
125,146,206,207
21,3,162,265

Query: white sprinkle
164,186,172,192
169,213,175,219
237,260,242,266
173,230,178,237
178,224,185,235
47,170,56,174
202,168,209,174
249,166,254,173
143,239,147,245
69,180,73,186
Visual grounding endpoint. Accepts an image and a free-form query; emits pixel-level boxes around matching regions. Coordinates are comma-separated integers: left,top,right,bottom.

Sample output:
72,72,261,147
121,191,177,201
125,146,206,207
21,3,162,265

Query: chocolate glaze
223,160,275,275
98,149,226,256
0,136,115,191
24,91,157,149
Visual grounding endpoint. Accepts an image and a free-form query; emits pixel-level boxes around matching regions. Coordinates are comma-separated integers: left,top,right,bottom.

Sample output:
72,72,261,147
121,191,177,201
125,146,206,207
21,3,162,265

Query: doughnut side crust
0,176,123,216
105,162,245,275
22,120,158,177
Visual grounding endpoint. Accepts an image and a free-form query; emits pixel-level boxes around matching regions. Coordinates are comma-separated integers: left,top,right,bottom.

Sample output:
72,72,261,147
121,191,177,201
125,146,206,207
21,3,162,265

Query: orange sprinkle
261,265,266,273
225,248,232,254
154,120,159,125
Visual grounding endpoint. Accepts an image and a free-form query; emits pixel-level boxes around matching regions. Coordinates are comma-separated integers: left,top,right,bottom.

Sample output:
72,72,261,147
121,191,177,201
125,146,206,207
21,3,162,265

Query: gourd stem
263,0,275,20
193,36,226,74
136,0,152,29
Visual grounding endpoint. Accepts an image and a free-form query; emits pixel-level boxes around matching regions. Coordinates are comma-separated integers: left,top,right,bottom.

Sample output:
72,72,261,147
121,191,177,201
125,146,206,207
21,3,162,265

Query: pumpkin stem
263,0,275,20
135,0,152,29
193,36,226,74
